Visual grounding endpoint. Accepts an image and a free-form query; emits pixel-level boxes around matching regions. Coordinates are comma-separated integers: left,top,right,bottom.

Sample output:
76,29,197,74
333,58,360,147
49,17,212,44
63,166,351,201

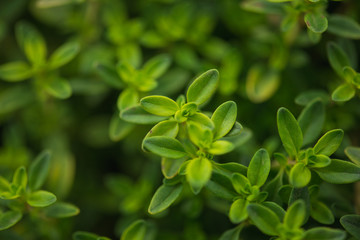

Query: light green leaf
304,227,346,240
143,136,187,159
277,107,303,157
298,99,325,146
262,201,286,222
121,220,147,240
313,129,344,156
231,173,251,195
208,140,234,155
0,210,22,231
311,201,334,224
145,120,179,140
247,148,270,187
186,69,219,105
327,42,351,77
247,203,280,236
328,14,360,39
0,61,33,82
44,76,72,99
332,83,355,102
49,41,80,69
120,105,167,124
118,88,139,111
29,150,51,191
284,200,306,230
345,146,360,165
211,101,237,140
27,190,57,207
16,21,47,66
117,61,135,83
12,166,27,190
187,112,214,130
314,159,360,184
289,162,311,188
229,199,249,224
161,157,186,179
44,202,80,218
187,123,213,149
186,157,212,194
308,154,331,169
304,12,328,33
140,95,179,116
142,54,171,79
148,184,183,214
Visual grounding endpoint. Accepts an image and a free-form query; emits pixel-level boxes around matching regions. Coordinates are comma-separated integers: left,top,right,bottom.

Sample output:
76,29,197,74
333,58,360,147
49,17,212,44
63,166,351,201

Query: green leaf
73,231,99,240
29,150,51,191
328,14,360,39
262,201,286,222
229,199,249,224
247,148,270,187
44,202,80,218
304,12,328,33
145,120,179,140
44,76,72,99
0,61,33,82
12,166,27,190
187,123,212,149
118,88,139,111
186,69,219,105
49,41,80,69
284,200,306,230
94,62,123,89
264,169,284,201
142,54,171,79
314,159,360,184
121,219,146,240
313,129,344,156
308,154,331,168
247,203,280,236
327,42,351,77
109,114,135,141
120,105,167,124
117,61,135,83
0,210,22,231
187,112,214,130
277,107,303,157
310,201,334,224
148,184,183,214
0,85,34,115
340,215,360,240
208,140,234,155
16,21,47,66
289,162,311,188
246,65,280,103
161,157,186,179
332,83,355,102
206,172,238,200
27,190,57,207
345,146,360,165
211,101,237,140
232,173,251,195
298,99,325,146
219,226,241,240
143,136,187,159
186,157,212,194
304,227,346,240
295,90,329,106
140,95,179,116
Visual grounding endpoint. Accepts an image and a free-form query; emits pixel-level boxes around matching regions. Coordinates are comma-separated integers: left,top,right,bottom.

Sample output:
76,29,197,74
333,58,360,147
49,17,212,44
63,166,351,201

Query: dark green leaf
311,201,334,224
314,159,360,184
0,210,22,230
327,42,351,77
304,227,346,240
298,99,325,146
247,203,280,236
328,14,360,39
27,190,57,207
219,226,241,240
44,202,80,218
345,146,360,165
340,215,360,240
